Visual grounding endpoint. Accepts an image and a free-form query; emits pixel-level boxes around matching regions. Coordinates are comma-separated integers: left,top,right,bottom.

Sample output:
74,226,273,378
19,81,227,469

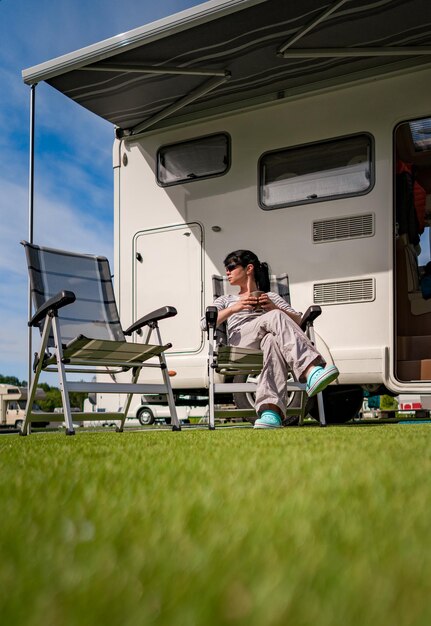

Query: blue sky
0,0,205,382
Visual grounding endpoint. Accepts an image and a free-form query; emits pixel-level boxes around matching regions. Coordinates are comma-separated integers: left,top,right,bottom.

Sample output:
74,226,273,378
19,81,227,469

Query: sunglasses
225,262,241,273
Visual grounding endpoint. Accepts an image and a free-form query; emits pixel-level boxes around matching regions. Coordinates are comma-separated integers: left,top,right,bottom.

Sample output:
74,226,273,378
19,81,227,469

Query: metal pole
27,84,36,390
280,47,431,58
278,0,350,55
81,63,227,77
131,72,231,135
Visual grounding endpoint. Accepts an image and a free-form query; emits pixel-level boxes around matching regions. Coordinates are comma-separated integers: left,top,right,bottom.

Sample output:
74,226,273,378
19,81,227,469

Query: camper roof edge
21,0,266,85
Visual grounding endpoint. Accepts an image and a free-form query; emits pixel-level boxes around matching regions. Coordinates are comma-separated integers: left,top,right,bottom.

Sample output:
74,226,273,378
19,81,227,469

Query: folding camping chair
205,273,326,429
21,241,180,435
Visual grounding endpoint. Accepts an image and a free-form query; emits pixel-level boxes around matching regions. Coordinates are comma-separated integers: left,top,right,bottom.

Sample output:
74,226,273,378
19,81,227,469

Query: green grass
1,424,430,626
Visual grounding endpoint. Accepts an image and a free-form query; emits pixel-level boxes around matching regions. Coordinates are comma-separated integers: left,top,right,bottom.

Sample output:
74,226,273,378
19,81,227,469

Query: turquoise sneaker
306,365,339,397
254,410,282,429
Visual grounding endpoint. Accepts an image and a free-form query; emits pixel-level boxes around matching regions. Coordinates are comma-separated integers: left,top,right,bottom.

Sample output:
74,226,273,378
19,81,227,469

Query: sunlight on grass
0,425,430,625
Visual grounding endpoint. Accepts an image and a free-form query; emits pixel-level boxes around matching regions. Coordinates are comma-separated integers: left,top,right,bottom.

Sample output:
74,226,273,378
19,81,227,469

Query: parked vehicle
0,384,46,429
22,1,431,423
398,394,431,418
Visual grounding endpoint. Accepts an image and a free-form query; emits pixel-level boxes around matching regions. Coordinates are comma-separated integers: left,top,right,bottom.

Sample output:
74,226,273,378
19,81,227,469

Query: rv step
397,336,431,361
396,359,431,381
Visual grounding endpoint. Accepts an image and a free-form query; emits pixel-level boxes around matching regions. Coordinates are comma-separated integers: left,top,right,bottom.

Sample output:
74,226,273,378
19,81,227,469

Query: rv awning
22,0,431,136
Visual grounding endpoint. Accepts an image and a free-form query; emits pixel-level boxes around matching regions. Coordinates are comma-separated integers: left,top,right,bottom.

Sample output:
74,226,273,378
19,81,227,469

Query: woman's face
225,262,253,286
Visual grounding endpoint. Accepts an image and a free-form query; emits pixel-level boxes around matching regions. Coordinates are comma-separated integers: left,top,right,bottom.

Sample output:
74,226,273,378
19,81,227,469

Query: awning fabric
22,0,431,135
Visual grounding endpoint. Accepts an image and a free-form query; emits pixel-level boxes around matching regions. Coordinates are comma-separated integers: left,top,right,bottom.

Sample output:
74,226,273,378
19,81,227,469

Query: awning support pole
82,63,227,77
280,47,431,58
128,72,231,135
27,83,36,391
278,0,350,55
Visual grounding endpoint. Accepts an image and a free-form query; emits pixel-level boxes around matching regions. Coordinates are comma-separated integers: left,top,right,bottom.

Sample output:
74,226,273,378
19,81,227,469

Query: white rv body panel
112,65,431,395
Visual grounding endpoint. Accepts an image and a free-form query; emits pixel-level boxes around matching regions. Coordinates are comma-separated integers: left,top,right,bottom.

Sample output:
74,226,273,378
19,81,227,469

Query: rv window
157,133,230,186
259,134,373,210
409,118,431,153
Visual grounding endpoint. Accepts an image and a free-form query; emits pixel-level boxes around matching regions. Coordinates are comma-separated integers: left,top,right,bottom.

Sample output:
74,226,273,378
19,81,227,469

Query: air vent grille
313,213,374,243
313,279,375,305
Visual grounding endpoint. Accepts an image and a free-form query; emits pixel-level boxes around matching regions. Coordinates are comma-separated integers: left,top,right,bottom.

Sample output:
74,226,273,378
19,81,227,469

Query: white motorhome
22,0,431,423
0,384,45,429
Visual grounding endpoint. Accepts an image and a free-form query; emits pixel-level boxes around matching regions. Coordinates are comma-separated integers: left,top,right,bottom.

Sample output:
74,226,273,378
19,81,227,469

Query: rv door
133,222,203,353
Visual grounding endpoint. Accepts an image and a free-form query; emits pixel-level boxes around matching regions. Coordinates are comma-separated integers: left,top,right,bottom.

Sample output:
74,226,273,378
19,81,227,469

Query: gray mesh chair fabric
206,273,325,429
24,242,124,345
21,241,179,435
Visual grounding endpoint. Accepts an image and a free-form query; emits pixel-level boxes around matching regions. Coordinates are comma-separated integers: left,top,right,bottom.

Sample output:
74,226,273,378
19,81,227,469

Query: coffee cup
250,290,264,311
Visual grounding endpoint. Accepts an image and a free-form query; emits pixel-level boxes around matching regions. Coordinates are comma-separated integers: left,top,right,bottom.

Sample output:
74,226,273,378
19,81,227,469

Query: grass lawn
0,423,430,626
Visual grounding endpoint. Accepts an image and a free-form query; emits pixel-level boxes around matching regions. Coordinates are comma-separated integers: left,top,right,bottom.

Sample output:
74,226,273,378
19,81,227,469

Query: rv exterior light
211,226,222,232
168,370,177,377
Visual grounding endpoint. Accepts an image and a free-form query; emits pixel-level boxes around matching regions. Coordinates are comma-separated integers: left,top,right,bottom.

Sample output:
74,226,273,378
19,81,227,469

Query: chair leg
298,391,308,427
161,359,181,431
207,327,216,430
154,325,180,431
52,317,75,435
21,316,52,436
117,368,142,432
305,323,327,427
316,391,327,426
22,371,40,436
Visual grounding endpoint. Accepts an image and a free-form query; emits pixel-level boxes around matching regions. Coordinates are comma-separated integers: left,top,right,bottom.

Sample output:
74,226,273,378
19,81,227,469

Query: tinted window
157,133,230,186
259,134,373,210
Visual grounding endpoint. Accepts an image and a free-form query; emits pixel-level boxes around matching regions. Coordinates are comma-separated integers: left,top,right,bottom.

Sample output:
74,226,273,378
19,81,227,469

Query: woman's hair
223,249,270,292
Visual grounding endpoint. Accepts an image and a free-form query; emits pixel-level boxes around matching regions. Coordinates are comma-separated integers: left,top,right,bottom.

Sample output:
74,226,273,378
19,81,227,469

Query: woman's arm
200,294,259,330
216,294,258,326
259,292,302,325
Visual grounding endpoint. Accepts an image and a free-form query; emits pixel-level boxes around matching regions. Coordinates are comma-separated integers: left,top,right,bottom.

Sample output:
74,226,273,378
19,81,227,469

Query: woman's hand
231,293,259,312
258,293,277,311
215,293,259,326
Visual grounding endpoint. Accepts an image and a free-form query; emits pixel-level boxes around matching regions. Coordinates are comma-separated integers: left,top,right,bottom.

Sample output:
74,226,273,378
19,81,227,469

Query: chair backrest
22,241,124,345
211,273,291,345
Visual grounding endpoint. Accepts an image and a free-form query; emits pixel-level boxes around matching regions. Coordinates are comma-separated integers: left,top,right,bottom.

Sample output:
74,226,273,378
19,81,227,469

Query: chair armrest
29,291,76,327
123,306,177,335
299,305,322,331
205,306,218,330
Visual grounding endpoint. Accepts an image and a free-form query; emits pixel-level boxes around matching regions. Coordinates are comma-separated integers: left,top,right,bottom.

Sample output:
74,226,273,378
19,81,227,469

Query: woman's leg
241,310,325,380
255,332,289,417
231,310,325,416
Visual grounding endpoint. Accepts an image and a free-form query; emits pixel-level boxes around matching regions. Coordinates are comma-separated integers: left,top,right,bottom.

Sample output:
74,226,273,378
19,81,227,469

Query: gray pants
229,310,325,417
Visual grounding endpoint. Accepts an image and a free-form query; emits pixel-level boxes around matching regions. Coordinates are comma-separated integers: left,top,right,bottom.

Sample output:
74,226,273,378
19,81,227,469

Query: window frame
156,132,231,187
258,132,375,211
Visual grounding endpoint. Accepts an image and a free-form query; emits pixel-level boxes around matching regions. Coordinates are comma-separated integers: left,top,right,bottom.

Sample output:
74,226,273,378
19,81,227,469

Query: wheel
14,419,23,429
232,373,304,425
310,385,363,424
137,407,155,426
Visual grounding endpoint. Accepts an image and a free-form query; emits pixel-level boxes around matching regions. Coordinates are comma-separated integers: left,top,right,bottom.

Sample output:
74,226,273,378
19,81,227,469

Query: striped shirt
201,292,302,339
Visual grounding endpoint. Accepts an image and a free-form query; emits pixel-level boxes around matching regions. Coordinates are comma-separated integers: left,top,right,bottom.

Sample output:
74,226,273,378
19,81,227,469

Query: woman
206,249,339,429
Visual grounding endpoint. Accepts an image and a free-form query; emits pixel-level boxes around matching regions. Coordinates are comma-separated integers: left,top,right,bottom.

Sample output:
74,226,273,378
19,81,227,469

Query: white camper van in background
0,384,46,429
22,0,431,423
